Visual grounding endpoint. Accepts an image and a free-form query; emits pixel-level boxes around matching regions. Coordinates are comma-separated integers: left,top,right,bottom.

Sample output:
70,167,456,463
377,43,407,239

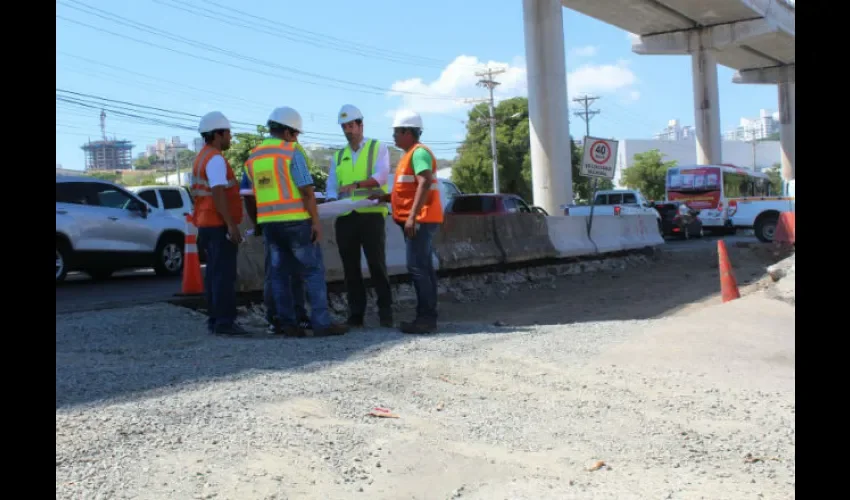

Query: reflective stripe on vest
391,143,443,224
247,139,311,224
335,139,388,216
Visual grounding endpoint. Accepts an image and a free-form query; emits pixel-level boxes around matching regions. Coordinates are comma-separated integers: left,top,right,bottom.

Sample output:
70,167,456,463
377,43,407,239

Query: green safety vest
335,139,389,217
247,138,311,224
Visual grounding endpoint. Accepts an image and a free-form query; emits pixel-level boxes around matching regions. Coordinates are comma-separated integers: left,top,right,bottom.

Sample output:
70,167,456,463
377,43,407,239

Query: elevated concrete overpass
521,0,794,214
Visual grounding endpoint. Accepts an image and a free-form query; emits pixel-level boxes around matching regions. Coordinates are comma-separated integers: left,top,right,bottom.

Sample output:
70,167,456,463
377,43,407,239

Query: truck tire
56,239,71,283
754,212,779,243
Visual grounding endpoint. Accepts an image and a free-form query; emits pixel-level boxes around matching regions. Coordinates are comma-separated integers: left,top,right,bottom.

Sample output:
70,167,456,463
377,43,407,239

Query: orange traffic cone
718,240,740,303
180,214,204,295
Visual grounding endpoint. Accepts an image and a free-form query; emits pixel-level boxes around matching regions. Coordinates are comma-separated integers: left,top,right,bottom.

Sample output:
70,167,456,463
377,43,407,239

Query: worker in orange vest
369,110,443,334
191,111,250,336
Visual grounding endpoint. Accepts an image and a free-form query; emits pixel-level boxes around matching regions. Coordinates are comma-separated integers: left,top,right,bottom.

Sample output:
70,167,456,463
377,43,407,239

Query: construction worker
192,111,250,336
243,106,348,337
326,104,393,328
369,110,443,334
240,174,311,333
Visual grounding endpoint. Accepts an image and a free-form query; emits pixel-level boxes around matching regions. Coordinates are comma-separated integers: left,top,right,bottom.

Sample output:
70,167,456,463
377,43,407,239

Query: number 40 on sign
580,136,619,180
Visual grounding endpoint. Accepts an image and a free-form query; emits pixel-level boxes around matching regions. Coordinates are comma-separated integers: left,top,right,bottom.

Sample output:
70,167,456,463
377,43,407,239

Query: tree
620,149,677,200
452,96,612,204
765,162,783,194
222,125,329,192
133,155,156,171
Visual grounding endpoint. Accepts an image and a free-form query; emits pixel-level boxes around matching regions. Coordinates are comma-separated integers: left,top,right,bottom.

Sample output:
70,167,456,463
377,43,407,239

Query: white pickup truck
562,189,661,218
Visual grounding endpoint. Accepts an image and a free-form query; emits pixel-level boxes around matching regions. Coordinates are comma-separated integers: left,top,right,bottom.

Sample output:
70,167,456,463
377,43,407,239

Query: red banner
668,190,721,209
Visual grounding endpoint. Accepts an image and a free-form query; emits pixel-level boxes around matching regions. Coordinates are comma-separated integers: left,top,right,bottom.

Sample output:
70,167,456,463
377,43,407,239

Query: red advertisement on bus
666,166,722,209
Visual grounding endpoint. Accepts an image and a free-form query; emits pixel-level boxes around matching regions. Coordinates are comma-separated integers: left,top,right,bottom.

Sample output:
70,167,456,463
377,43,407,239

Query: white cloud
387,55,640,116
569,45,598,58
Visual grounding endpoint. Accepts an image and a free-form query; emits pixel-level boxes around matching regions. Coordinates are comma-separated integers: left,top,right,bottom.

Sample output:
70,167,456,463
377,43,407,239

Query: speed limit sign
580,136,619,179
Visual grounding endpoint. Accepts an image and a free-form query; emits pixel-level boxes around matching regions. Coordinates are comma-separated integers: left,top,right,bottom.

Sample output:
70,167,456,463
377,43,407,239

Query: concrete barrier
493,213,557,263
546,216,597,258
434,215,502,270
619,214,663,250
588,215,625,254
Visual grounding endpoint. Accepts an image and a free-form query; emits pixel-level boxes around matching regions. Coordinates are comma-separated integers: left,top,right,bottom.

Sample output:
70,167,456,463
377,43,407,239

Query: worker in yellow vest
243,106,348,337
326,104,393,328
370,110,443,334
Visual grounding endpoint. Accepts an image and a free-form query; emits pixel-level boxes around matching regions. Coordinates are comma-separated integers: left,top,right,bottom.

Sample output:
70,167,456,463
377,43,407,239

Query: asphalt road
56,233,759,314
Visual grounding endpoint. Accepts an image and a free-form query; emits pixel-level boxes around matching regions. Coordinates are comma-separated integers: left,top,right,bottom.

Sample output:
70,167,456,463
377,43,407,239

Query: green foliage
451,96,612,203
620,149,677,201
133,155,156,171
88,171,122,184
766,163,783,194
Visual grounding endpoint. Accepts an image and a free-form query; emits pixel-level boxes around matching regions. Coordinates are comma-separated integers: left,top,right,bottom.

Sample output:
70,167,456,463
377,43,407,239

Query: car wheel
154,234,185,277
56,242,70,283
754,215,778,243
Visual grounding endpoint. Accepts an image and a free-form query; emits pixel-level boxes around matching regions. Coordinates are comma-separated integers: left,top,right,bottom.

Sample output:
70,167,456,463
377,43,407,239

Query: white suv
56,176,187,282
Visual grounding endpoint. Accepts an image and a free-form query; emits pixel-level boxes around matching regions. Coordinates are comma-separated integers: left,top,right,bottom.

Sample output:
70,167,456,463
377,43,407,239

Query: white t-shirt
206,154,229,187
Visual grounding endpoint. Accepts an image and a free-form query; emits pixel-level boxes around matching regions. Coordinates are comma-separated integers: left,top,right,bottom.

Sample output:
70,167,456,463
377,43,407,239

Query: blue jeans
264,241,307,323
403,222,440,322
262,220,333,330
197,225,238,332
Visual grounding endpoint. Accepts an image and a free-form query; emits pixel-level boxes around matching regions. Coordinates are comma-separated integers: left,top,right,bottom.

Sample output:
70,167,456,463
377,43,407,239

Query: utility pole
475,67,506,194
572,95,601,236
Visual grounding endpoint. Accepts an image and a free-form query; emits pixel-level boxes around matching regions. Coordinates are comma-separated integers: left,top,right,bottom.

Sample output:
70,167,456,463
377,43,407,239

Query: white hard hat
338,104,363,125
392,109,423,129
198,111,231,133
267,106,303,132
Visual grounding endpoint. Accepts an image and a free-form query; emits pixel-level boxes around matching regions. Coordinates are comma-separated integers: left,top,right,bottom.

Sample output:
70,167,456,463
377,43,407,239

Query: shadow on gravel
55,308,533,409
55,239,785,409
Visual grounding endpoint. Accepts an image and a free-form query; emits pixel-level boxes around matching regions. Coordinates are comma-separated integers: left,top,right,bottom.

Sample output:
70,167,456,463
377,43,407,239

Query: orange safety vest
190,145,243,228
391,143,443,224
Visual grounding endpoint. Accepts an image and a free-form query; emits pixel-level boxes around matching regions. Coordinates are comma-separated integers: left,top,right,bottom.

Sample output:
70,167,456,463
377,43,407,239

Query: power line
572,95,600,138
56,1,470,101
467,67,507,194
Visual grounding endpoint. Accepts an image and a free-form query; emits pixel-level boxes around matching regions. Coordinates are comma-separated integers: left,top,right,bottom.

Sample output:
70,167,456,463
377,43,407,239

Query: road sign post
580,136,619,237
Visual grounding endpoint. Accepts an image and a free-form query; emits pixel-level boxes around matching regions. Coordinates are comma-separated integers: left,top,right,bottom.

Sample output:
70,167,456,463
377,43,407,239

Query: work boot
379,312,394,328
346,315,364,327
276,325,307,338
313,323,349,337
214,324,253,336
297,316,313,330
399,319,437,335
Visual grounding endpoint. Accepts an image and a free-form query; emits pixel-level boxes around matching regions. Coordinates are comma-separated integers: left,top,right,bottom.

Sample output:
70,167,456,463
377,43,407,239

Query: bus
665,164,794,242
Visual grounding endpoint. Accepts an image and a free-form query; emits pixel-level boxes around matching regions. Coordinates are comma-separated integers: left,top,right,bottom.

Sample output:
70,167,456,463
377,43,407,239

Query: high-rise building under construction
79,110,134,171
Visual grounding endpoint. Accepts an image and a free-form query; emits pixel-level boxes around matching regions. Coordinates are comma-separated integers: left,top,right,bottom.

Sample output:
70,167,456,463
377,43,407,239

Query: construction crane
99,109,107,142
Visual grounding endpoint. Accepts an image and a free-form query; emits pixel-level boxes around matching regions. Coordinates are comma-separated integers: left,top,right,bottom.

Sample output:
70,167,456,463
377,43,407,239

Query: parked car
127,185,193,219
444,193,549,215
56,176,187,282
386,178,463,215
653,201,704,239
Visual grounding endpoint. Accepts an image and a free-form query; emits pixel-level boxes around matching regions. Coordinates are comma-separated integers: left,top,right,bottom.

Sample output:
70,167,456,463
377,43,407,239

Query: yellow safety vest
246,138,311,224
335,139,389,216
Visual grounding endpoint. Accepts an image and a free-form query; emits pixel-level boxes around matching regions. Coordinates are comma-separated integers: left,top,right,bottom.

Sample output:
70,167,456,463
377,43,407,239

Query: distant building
724,109,780,141
145,136,190,160
81,139,134,171
653,119,694,141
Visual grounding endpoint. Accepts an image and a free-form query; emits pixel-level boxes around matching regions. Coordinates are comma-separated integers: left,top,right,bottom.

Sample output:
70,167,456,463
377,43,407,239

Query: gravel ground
56,245,794,500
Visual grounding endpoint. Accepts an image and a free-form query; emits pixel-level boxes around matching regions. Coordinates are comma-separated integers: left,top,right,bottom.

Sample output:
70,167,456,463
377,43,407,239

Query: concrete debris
236,253,651,326
764,253,795,305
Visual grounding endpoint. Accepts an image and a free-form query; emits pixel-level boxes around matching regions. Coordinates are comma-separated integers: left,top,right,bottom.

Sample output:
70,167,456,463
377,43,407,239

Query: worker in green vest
326,104,393,328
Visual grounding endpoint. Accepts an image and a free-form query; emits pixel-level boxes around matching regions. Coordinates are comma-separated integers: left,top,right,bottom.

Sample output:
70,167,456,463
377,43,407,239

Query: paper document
317,198,382,220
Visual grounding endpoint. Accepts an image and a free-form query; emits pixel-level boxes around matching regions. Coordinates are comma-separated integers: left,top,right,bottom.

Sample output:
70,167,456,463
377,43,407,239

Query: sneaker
214,324,253,336
399,320,437,334
313,323,349,336
346,316,364,327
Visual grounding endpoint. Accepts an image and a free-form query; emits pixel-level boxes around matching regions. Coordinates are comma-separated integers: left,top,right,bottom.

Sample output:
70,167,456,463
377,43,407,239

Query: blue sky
56,0,781,170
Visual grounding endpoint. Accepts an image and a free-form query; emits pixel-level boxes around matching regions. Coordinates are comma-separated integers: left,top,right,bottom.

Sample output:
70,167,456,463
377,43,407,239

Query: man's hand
338,183,356,195
404,217,417,238
368,193,391,203
227,223,244,244
311,222,322,243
